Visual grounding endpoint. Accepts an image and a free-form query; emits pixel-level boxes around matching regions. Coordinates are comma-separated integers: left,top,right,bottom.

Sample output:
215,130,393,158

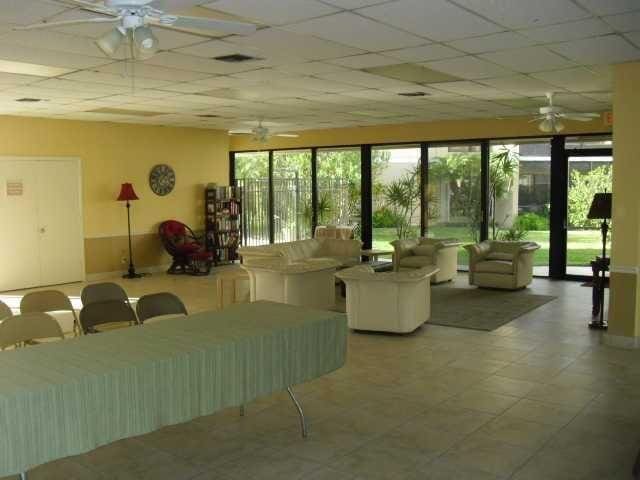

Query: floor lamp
117,183,142,279
587,192,612,329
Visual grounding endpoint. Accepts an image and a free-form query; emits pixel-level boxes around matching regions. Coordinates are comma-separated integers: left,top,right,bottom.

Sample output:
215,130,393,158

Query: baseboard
603,333,640,349
86,264,171,282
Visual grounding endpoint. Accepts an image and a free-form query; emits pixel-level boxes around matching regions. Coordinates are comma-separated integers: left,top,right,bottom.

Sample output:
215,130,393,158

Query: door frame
559,147,613,281
0,156,85,286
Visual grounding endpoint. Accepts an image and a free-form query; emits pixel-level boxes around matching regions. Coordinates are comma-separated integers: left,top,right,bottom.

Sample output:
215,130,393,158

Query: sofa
391,237,461,283
241,258,340,310
238,238,362,268
335,265,439,333
465,240,540,290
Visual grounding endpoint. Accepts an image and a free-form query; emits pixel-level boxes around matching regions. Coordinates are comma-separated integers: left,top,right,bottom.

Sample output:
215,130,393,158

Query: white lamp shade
95,28,125,57
539,119,553,133
134,26,158,59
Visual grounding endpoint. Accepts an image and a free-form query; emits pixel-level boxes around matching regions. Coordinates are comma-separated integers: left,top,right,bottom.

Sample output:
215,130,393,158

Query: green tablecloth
0,301,347,476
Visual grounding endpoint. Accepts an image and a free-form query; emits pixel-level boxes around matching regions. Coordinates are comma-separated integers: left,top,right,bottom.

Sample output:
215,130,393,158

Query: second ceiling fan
531,92,600,133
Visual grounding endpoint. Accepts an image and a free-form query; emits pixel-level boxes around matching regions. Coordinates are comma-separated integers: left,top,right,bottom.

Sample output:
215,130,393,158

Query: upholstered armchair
391,237,461,283
465,241,540,290
335,265,439,333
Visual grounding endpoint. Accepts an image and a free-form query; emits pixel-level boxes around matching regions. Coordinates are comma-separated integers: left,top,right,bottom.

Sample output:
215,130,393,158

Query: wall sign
6,180,23,196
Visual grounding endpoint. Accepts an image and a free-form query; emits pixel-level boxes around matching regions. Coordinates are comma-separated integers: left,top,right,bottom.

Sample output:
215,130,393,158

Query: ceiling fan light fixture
96,27,126,57
539,118,553,133
133,26,158,60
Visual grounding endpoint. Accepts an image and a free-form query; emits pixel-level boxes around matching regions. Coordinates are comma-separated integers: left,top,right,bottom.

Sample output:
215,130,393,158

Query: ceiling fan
14,0,257,60
229,121,300,143
531,92,600,133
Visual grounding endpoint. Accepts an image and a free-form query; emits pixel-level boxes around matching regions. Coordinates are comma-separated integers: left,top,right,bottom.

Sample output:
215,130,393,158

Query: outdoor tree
568,165,612,228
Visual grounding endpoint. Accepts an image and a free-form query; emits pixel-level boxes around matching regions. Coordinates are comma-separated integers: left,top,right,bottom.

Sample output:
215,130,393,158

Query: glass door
566,153,613,276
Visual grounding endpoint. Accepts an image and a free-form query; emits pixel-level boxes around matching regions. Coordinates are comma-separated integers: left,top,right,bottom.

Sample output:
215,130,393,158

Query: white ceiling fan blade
558,113,600,121
228,130,252,135
156,15,256,34
275,133,300,138
528,116,546,123
13,16,121,31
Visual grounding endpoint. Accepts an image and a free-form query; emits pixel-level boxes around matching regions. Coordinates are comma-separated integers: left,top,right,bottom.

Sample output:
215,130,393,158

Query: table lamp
587,192,612,260
117,183,142,279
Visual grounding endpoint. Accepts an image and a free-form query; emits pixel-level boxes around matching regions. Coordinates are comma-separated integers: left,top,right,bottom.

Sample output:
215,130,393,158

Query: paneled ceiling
0,0,635,133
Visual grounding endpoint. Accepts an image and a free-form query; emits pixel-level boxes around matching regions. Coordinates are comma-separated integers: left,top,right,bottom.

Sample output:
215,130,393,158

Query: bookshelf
205,185,242,266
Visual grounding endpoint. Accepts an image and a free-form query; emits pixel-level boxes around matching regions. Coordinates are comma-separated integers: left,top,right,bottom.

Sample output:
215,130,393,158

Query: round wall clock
149,164,175,196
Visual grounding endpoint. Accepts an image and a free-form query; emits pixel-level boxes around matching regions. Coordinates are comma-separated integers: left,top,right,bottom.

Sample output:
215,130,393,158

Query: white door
0,161,41,291
37,160,84,286
0,158,84,291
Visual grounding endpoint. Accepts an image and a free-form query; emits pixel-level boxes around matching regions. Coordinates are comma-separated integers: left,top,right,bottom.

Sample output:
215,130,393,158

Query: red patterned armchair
158,220,212,275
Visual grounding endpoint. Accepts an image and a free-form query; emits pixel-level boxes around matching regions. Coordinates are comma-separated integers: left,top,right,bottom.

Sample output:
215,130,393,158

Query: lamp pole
124,199,139,278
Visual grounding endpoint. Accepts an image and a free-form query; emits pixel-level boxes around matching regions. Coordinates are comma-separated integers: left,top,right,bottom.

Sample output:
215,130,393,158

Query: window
316,148,361,238
372,145,421,250
234,152,269,246
272,150,312,243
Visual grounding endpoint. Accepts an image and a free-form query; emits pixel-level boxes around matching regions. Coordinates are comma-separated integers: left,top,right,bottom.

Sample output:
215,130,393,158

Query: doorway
0,157,84,291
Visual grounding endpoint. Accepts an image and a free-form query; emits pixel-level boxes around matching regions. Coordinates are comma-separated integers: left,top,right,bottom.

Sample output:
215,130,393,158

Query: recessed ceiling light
197,114,220,118
212,54,261,63
0,59,73,77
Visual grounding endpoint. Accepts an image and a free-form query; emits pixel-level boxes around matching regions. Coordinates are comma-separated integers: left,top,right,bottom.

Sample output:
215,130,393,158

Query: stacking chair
81,282,131,307
136,292,188,323
79,300,139,334
0,313,64,350
20,290,80,336
0,300,12,321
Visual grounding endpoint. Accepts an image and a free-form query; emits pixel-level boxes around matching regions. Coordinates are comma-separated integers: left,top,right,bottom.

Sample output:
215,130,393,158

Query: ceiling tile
531,67,612,93
0,0,68,26
0,43,110,70
480,46,575,73
431,81,506,97
519,18,613,43
203,0,339,26
143,52,259,75
328,53,402,68
96,62,212,82
0,30,105,58
274,62,350,74
479,75,559,96
61,71,173,89
316,70,413,88
284,12,425,51
604,12,640,33
454,0,590,29
384,44,464,62
356,0,502,42
424,55,513,79
321,0,391,8
549,34,640,64
574,0,640,15
228,27,365,60
627,31,640,48
446,32,537,54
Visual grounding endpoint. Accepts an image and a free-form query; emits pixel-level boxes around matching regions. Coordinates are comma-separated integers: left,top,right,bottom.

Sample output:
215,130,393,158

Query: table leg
287,387,307,438
20,472,27,480
239,405,245,417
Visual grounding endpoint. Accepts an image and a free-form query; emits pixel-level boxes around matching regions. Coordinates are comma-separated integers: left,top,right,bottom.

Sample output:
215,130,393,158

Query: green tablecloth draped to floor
0,301,348,476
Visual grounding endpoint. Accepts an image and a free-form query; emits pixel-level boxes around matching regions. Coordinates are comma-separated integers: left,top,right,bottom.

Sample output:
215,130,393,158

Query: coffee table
360,249,393,262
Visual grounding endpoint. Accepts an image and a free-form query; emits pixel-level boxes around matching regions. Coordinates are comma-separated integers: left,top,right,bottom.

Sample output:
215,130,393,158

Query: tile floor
1,270,639,480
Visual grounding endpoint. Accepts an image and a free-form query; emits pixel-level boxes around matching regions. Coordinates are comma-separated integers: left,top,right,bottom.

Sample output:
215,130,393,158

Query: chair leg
20,472,27,480
287,387,307,438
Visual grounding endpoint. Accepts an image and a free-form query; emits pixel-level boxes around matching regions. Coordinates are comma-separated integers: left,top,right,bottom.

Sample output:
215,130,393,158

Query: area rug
429,286,556,331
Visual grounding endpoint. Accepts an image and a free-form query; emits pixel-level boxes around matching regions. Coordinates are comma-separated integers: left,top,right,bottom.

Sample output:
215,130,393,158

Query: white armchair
335,265,439,333
391,237,461,283
465,240,540,290
241,258,340,310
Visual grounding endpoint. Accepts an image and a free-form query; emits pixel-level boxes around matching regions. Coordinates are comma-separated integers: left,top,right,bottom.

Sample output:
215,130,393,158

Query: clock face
149,164,175,196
